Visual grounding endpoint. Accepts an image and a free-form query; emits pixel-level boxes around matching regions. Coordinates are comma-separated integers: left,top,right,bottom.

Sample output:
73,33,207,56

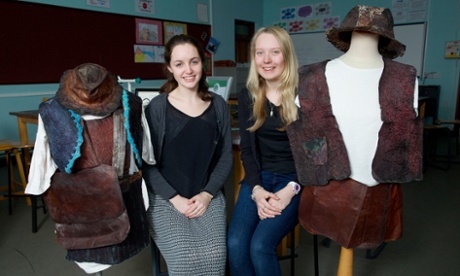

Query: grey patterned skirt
147,192,227,276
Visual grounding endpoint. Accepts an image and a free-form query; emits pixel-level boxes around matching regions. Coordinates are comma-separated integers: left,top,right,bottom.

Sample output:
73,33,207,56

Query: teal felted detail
65,110,84,174
122,90,142,166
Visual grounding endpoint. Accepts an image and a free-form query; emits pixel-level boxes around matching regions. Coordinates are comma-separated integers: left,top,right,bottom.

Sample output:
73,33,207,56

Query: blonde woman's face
254,33,285,83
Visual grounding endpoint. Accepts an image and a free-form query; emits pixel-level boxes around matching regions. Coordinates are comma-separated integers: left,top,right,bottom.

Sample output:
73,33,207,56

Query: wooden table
9,110,39,169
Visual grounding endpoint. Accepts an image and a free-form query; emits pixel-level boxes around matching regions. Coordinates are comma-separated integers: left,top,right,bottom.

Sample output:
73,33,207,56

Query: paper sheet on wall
86,0,110,8
136,0,154,14
197,3,208,23
392,0,426,23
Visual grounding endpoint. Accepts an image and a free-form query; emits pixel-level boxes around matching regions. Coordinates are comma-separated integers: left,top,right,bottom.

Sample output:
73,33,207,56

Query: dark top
257,101,296,173
238,88,297,190
143,92,232,200
160,100,217,198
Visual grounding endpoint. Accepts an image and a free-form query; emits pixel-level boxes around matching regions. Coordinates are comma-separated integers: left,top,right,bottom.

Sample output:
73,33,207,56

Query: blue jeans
227,171,299,276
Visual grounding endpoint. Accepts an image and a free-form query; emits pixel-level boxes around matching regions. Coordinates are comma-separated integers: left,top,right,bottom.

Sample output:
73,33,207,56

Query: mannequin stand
337,247,353,276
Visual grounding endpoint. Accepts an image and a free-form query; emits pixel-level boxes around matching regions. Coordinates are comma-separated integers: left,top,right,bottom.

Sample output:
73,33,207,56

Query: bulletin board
291,23,426,77
0,1,212,84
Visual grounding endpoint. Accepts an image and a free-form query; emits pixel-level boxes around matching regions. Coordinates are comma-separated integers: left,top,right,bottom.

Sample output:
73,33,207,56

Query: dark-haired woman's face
167,43,202,91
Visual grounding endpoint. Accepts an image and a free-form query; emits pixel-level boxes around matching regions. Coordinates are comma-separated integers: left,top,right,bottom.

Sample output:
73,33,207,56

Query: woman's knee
249,237,273,257
227,227,246,255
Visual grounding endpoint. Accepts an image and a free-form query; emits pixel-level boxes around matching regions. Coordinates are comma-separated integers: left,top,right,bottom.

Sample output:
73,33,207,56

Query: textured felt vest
39,91,143,173
287,58,423,186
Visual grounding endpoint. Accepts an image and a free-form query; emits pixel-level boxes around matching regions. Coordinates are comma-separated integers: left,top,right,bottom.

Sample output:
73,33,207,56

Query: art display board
0,1,211,84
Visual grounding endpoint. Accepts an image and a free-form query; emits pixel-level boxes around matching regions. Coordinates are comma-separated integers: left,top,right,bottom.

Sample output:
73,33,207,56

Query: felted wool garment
39,91,149,264
287,58,423,249
39,91,143,173
287,58,423,187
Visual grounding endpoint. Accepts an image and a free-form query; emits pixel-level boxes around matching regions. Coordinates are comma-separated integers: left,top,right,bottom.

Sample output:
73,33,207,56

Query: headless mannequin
336,31,382,276
339,31,383,69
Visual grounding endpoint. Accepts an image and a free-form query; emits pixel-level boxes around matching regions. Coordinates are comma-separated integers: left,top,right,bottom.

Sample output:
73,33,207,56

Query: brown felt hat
326,5,406,59
55,63,122,116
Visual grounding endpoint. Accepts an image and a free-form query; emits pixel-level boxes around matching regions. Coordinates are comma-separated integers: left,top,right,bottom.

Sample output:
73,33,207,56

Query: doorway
235,20,254,63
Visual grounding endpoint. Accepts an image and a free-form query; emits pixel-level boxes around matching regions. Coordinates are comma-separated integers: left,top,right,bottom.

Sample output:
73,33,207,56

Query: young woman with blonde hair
227,26,301,276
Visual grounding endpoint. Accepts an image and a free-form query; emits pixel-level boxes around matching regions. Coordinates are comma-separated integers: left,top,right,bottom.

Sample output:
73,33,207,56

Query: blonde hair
246,26,299,132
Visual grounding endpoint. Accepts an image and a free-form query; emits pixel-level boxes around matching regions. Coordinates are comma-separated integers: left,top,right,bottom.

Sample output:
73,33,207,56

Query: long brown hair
246,26,299,132
160,34,212,101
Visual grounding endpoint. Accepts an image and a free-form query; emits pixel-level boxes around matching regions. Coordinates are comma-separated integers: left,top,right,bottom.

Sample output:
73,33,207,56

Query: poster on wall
206,37,220,54
392,0,426,23
445,41,460,59
163,22,188,44
135,0,154,14
274,2,339,34
134,45,164,63
134,45,154,63
197,3,208,23
86,0,110,8
135,18,163,45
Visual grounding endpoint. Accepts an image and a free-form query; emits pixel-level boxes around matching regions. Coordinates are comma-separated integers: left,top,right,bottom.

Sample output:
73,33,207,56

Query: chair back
419,85,440,123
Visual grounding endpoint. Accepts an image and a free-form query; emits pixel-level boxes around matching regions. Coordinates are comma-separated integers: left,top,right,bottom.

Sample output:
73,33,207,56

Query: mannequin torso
327,30,384,186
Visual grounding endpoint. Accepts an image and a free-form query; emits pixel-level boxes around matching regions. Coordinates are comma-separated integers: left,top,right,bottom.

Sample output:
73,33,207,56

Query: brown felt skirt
299,179,402,249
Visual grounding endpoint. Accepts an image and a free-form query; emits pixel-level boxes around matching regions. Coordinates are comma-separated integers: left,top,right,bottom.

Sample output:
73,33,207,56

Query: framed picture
135,88,161,108
163,21,187,43
135,18,163,45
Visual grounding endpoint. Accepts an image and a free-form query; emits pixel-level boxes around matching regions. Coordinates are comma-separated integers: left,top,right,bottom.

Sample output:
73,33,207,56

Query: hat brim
326,26,406,59
55,67,123,116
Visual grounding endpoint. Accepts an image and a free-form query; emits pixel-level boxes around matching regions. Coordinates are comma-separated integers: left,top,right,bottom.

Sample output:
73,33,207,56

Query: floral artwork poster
136,18,163,45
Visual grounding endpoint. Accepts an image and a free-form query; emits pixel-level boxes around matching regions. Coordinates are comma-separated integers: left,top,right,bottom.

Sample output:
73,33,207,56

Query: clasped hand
252,185,293,220
170,191,213,218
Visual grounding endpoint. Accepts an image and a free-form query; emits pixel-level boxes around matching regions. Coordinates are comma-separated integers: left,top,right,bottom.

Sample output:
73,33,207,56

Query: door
235,20,254,63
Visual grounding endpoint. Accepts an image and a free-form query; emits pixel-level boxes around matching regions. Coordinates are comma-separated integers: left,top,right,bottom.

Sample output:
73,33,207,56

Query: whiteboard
291,23,426,77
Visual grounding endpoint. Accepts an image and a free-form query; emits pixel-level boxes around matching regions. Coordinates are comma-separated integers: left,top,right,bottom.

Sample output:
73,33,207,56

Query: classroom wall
263,0,460,121
4,0,457,140
0,0,263,141
211,0,264,61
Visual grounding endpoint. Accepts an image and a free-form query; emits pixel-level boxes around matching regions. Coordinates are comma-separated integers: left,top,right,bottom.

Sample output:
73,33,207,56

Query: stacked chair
0,139,46,232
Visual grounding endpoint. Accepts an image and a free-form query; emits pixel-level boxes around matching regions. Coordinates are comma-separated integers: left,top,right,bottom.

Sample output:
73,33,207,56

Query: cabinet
214,66,249,99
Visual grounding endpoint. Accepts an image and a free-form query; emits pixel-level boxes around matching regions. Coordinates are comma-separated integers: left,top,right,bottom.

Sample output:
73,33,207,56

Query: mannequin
287,5,423,275
26,63,154,275
329,30,385,276
334,30,384,276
